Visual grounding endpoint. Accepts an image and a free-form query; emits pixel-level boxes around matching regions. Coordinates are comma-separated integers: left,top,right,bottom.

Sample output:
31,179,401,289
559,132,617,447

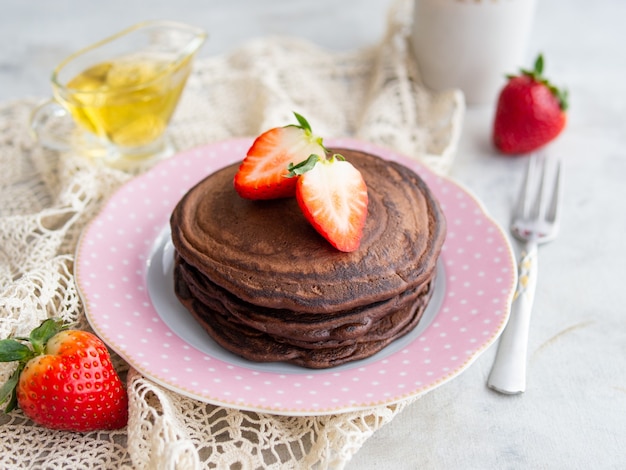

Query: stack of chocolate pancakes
170,148,446,369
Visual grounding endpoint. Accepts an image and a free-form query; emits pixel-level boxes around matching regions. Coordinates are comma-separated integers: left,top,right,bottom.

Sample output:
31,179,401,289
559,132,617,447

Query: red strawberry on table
288,154,369,252
493,54,568,155
234,112,327,199
0,319,128,432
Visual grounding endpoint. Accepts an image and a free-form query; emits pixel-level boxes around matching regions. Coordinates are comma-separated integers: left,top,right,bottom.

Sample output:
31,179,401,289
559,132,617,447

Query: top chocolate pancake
170,148,446,314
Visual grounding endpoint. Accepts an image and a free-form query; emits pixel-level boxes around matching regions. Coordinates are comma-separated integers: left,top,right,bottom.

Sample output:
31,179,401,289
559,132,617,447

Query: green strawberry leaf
29,319,65,355
534,54,544,76
292,112,312,134
287,153,348,177
0,365,23,413
556,87,569,111
287,154,321,177
518,53,568,112
0,340,33,363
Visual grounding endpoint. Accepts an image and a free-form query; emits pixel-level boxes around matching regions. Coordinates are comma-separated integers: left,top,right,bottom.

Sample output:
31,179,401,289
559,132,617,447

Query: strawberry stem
0,340,31,413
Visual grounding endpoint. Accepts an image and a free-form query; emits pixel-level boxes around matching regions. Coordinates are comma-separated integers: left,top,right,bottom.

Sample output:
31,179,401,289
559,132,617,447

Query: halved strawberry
288,154,368,252
234,113,326,199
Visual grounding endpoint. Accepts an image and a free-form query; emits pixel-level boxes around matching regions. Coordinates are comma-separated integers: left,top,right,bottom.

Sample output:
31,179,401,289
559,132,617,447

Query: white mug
410,0,536,106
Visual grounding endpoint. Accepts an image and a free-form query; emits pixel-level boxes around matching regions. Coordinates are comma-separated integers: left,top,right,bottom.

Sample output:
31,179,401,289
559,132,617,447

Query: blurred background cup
30,20,206,165
410,0,536,106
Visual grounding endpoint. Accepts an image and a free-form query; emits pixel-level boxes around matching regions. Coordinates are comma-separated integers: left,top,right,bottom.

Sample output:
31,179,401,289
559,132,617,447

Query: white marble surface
2,0,625,468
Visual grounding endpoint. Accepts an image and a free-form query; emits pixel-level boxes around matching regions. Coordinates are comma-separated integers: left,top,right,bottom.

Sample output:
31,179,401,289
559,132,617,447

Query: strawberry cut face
234,125,326,200
295,156,368,252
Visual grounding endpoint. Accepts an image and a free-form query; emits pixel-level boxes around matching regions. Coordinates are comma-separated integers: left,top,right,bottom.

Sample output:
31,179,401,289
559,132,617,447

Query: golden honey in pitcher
57,54,192,149
31,21,206,163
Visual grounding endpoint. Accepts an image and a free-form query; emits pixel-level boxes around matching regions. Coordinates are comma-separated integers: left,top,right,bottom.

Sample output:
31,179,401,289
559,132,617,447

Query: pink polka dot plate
76,138,517,416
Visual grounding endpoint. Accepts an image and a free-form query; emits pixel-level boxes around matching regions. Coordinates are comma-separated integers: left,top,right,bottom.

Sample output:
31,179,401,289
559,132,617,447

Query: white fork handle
487,241,538,394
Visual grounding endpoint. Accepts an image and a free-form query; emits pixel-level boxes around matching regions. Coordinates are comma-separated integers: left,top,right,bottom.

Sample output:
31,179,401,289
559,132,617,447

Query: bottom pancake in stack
170,148,446,369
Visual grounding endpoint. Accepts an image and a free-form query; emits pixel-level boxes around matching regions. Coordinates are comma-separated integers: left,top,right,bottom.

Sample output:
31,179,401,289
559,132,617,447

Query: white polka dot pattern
76,138,517,416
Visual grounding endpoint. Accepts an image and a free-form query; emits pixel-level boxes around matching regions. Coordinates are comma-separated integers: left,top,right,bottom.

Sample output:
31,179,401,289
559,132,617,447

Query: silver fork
488,152,562,394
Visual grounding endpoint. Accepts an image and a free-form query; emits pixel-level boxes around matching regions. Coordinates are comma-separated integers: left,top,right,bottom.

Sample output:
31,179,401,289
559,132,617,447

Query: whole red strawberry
493,54,568,155
0,319,128,432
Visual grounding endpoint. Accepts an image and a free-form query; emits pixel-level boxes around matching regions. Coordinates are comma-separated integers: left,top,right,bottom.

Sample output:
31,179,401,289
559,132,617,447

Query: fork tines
512,151,562,242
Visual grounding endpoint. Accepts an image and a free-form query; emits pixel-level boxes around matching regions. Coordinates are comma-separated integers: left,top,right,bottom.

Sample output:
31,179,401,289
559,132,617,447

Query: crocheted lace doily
0,2,464,468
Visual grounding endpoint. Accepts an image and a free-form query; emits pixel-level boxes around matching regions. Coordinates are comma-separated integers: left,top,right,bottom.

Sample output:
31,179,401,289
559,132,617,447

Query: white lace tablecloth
0,3,464,468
